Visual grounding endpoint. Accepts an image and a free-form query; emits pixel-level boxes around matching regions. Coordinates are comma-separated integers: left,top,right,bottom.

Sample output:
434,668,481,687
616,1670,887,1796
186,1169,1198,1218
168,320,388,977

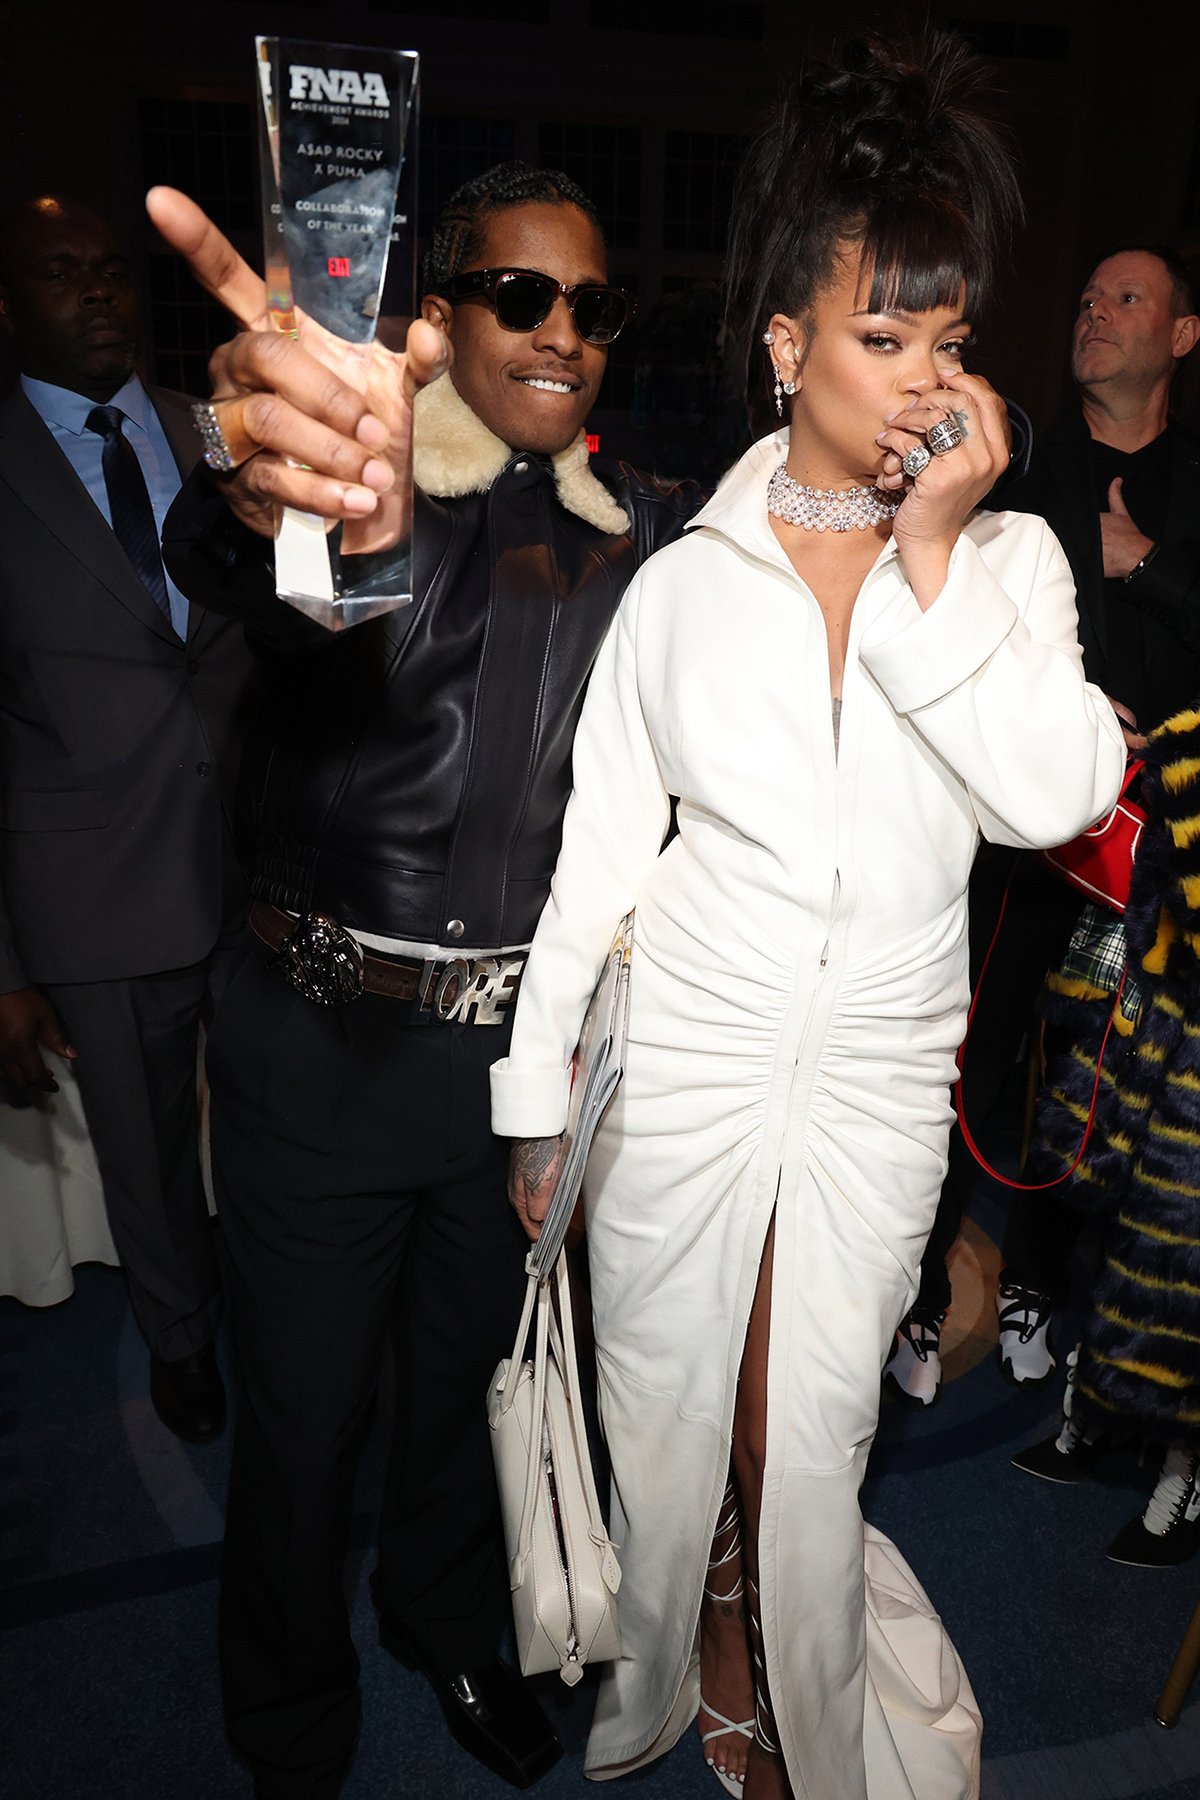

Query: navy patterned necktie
85,404,172,622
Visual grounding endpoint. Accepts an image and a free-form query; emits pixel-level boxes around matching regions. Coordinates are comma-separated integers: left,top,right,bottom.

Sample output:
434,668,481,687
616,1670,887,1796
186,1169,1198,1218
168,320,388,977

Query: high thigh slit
574,956,982,1799
731,1214,782,1782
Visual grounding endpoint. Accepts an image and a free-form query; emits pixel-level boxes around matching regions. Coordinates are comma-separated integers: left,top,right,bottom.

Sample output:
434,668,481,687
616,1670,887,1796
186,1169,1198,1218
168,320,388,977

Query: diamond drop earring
762,331,785,417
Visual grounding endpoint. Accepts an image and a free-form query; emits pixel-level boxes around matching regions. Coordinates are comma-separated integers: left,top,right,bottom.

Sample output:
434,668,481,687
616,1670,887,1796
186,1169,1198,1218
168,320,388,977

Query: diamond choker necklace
766,464,899,533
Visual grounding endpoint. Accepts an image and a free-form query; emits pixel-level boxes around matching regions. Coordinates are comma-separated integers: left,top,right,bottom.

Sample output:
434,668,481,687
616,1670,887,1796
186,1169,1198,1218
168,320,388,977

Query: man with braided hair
152,164,701,1797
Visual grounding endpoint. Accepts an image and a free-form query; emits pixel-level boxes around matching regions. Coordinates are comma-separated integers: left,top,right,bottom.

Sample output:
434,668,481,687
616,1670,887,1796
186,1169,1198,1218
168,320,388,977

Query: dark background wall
3,0,1199,480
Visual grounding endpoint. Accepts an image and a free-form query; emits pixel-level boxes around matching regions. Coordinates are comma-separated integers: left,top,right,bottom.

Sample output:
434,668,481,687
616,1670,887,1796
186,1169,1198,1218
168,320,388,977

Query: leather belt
250,901,525,1021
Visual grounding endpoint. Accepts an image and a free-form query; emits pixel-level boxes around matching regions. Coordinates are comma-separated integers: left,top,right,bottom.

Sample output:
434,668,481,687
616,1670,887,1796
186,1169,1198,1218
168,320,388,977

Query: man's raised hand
1100,477,1154,581
145,186,447,538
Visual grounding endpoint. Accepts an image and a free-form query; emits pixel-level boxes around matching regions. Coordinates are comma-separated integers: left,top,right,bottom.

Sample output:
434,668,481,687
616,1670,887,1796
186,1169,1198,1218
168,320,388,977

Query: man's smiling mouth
512,366,582,394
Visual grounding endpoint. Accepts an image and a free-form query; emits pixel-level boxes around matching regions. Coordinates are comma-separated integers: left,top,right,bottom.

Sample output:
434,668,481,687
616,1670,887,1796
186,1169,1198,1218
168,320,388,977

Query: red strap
954,862,1126,1191
1120,757,1147,801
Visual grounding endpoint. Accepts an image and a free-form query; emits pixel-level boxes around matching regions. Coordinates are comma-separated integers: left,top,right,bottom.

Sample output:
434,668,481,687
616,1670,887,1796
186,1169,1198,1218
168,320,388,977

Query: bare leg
732,1218,794,1800
697,1474,755,1785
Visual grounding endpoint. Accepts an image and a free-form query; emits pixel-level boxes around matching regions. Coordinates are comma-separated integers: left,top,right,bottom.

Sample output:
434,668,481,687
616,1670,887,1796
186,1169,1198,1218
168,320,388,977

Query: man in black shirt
884,244,1200,1408
1032,245,1200,740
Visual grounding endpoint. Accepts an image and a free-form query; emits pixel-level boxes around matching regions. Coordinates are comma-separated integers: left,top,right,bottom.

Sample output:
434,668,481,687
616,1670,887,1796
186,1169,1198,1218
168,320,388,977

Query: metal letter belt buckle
276,914,365,1005
419,954,524,1024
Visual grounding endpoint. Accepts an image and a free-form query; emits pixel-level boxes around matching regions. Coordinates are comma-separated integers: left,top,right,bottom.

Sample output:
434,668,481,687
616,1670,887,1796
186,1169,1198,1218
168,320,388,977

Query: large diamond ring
191,400,257,473
901,443,932,477
927,418,965,457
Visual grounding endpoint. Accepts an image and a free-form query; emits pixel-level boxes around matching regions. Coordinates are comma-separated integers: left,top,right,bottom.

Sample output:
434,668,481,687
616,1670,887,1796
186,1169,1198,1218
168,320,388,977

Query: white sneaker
995,1280,1056,1385
883,1311,945,1408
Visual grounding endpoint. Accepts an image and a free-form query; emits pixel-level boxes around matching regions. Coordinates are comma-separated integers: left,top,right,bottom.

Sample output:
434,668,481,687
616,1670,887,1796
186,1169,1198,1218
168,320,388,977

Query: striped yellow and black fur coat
1028,707,1200,1439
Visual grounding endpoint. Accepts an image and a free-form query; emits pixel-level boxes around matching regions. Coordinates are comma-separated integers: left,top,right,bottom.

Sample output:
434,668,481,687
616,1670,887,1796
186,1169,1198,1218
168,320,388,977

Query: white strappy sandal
700,1480,753,1792
700,1697,754,1793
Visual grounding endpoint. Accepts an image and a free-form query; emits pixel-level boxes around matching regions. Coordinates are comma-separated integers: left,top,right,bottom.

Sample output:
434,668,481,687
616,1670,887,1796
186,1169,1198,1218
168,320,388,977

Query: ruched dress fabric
490,431,1125,1800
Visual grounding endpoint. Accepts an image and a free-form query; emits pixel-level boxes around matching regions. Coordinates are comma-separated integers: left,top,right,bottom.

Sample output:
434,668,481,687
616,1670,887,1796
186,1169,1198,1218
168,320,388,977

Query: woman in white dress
490,36,1126,1800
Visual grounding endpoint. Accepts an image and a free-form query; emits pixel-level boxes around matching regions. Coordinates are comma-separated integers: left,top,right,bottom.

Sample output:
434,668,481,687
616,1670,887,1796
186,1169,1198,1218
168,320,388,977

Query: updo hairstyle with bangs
726,34,1024,428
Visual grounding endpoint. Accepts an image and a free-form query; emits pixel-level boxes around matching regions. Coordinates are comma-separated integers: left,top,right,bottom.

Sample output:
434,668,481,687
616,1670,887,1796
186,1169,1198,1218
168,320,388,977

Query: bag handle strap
546,1256,622,1591
1119,757,1146,801
511,1272,551,1576
497,1272,539,1418
504,1254,622,1593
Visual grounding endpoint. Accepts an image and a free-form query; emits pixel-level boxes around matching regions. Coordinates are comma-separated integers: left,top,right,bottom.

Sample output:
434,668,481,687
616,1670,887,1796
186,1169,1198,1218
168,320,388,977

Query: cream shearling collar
412,372,629,536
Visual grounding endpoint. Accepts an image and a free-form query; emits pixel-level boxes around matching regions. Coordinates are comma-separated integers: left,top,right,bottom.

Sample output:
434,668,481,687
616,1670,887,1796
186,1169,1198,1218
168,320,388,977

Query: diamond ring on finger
926,418,965,457
901,443,933,477
191,399,257,473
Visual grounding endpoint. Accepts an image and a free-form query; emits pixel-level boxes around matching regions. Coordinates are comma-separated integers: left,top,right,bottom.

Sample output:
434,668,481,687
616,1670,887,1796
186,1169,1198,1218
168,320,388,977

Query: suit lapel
152,386,203,482
0,387,180,646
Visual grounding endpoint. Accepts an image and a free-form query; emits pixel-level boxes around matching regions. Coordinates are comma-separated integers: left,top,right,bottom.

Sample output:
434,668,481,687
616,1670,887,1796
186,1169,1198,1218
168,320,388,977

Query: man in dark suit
884,243,1200,1407
0,196,256,1438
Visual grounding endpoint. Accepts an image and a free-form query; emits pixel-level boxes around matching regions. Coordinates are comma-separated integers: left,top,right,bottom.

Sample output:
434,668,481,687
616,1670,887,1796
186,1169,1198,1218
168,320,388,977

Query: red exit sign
328,257,351,278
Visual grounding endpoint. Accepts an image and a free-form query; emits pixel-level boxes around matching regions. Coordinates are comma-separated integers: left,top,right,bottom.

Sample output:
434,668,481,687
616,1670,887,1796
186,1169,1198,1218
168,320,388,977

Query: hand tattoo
514,1135,562,1192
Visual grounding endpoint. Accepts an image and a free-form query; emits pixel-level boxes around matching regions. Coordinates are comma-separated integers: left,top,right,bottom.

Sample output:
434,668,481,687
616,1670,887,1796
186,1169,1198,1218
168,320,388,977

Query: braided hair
422,161,604,294
726,34,1024,420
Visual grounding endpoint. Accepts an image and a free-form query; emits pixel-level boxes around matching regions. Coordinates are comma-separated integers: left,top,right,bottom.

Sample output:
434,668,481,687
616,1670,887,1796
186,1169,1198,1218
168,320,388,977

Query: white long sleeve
860,516,1126,848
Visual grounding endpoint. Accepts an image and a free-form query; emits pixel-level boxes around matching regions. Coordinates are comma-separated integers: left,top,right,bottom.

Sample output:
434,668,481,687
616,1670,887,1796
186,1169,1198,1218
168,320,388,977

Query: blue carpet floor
5,1170,1200,1799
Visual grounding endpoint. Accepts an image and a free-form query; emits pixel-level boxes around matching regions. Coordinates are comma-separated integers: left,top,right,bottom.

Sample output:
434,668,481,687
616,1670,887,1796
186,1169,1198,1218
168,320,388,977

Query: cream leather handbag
488,1252,621,1686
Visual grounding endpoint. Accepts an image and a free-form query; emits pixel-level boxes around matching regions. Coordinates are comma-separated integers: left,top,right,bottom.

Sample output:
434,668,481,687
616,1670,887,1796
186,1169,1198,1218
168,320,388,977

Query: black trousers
916,849,1080,1317
45,919,246,1359
206,945,530,1800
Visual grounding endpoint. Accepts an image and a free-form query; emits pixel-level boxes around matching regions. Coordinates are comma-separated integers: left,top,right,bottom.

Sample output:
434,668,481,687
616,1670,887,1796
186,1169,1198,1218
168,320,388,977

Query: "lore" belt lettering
250,902,525,1021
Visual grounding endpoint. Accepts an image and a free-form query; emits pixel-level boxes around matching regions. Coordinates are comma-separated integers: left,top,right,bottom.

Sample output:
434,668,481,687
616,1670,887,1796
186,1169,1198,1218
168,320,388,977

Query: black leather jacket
163,454,700,950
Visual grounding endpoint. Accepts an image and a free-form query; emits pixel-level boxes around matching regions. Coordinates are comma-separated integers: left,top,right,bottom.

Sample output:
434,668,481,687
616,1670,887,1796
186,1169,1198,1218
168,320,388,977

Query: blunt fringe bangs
861,195,978,319
725,32,1023,420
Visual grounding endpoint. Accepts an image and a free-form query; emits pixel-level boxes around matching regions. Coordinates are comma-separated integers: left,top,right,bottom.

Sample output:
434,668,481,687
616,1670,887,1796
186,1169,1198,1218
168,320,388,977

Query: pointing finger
146,186,270,332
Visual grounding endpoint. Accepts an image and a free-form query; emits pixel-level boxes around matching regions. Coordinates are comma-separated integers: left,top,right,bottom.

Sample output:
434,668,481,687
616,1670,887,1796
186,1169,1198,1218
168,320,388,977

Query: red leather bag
1040,760,1145,914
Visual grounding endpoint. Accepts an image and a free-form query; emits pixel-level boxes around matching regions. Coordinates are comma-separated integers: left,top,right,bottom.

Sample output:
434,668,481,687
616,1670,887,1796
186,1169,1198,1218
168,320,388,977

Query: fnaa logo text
288,66,389,108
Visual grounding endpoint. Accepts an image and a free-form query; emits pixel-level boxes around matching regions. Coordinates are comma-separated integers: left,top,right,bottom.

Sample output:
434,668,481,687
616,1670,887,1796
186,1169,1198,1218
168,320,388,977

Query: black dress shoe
428,1658,562,1789
150,1344,227,1442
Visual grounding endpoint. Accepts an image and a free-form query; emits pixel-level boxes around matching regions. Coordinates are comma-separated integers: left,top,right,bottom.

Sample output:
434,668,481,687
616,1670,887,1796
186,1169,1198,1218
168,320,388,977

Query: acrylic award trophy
256,37,419,630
